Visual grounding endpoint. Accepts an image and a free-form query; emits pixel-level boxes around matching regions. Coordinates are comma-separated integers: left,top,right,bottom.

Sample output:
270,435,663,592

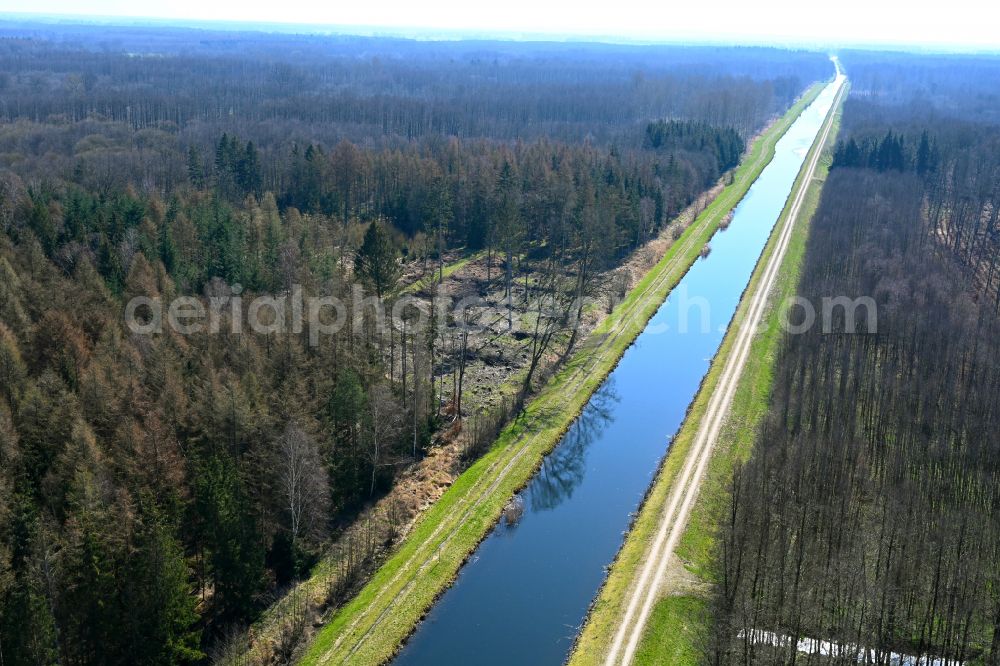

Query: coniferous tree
187,146,205,189
355,221,401,299
192,454,264,625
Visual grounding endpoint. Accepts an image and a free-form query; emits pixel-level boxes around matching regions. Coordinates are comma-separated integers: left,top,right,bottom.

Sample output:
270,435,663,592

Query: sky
1,0,998,51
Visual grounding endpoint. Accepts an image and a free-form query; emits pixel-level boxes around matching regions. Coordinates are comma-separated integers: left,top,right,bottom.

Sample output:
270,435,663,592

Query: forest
0,20,831,664
711,51,1000,664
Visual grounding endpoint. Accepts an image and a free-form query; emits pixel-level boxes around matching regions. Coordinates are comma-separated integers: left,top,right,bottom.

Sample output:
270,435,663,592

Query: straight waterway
393,75,844,666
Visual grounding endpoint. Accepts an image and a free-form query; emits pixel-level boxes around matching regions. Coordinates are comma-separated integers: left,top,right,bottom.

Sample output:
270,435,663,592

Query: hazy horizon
1,0,998,53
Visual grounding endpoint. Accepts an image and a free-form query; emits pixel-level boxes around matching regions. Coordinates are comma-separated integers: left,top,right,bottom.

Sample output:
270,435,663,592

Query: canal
393,73,844,666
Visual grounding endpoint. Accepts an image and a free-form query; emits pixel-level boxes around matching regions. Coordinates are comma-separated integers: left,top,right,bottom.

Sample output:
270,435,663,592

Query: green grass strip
298,80,826,666
633,596,710,666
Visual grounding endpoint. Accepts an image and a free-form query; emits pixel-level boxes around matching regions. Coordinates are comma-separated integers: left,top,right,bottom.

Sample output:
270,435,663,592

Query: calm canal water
394,74,844,666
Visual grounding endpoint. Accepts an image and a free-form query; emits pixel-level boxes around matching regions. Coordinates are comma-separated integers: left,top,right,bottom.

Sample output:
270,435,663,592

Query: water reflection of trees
527,378,620,512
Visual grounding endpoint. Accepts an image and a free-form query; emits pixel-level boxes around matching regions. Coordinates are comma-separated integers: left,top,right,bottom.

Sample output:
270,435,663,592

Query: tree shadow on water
526,378,620,513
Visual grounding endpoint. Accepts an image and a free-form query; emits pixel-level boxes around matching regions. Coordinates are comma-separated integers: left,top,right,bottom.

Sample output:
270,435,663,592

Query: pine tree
916,131,933,176
192,454,264,624
187,146,205,189
328,369,368,508
121,502,203,665
238,141,262,198
158,214,177,273
355,221,400,299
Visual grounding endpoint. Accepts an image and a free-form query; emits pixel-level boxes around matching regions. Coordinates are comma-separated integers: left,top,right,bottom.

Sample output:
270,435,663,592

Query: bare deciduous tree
278,422,330,547
363,384,403,497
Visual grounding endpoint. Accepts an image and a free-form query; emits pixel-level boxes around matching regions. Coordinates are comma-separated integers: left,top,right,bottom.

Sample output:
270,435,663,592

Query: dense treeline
712,52,1000,664
840,50,1000,124
831,129,938,174
0,23,826,144
645,120,745,176
0,21,829,664
12,131,724,296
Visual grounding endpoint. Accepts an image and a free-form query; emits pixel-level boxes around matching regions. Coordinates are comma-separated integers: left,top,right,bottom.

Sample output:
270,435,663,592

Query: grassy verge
297,81,826,666
568,82,847,666
633,596,710,666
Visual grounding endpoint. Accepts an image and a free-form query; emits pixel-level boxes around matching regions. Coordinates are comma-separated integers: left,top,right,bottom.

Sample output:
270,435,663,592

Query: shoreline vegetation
295,80,827,666
568,80,846,666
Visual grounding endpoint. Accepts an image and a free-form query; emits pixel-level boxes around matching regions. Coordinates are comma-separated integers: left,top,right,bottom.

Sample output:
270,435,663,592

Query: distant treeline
0,25,826,144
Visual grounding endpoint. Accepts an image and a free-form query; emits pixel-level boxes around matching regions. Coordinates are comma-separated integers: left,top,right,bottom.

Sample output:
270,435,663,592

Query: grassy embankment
298,80,827,666
569,82,847,666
